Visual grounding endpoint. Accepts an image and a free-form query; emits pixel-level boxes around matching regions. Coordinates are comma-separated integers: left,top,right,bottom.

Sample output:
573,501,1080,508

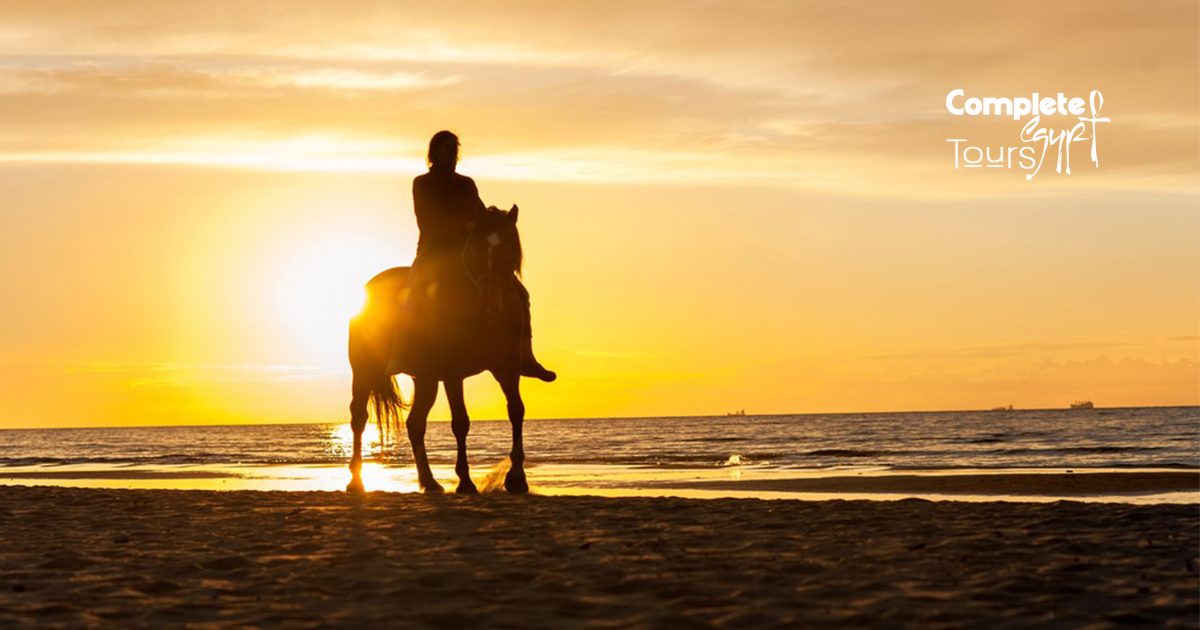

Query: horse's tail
348,270,410,440
368,372,406,438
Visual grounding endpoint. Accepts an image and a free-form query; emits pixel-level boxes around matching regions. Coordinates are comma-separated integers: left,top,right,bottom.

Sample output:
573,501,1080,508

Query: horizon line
2,403,1197,431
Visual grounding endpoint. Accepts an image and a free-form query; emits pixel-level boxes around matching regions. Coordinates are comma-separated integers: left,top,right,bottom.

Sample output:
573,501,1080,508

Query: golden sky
0,1,1196,427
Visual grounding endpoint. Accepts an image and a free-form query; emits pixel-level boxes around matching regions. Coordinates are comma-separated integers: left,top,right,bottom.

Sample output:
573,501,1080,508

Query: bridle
461,224,509,290
461,222,513,322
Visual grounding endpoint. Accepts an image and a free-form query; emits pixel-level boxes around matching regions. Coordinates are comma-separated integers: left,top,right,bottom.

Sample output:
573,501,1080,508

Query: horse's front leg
496,372,528,494
406,376,443,493
346,374,371,493
443,379,478,494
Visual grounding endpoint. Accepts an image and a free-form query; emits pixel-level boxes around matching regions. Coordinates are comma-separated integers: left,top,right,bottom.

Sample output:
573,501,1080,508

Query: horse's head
465,205,523,321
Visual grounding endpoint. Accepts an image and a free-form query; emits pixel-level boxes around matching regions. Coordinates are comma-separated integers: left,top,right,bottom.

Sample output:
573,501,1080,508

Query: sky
0,1,1196,427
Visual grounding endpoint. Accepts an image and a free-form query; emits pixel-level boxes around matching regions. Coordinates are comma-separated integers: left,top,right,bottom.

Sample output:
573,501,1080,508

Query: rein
461,226,509,291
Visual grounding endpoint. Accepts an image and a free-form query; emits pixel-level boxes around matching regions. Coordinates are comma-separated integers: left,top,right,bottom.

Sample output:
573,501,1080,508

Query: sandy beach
0,485,1195,629
646,471,1200,497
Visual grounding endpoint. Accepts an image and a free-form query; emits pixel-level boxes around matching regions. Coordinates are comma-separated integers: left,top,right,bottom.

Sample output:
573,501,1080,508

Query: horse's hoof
456,480,479,495
504,470,529,494
420,478,445,494
346,477,365,493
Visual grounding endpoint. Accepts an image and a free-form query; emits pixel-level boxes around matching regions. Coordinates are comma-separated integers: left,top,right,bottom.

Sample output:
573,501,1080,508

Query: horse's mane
481,206,523,276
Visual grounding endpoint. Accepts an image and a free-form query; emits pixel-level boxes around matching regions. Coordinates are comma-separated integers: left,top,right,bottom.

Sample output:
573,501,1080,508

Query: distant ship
726,409,746,417
989,405,1014,411
1070,400,1095,410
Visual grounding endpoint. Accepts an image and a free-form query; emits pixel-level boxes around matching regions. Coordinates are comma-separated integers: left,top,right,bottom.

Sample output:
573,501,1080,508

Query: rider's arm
465,177,488,226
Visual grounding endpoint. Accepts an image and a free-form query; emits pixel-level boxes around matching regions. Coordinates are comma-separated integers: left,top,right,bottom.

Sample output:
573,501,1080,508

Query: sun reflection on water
325,422,388,461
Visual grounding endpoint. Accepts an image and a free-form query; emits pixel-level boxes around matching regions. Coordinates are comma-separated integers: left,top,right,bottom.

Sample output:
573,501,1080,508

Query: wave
888,461,1200,471
986,446,1164,455
804,449,898,457
0,454,349,468
1,407,1194,473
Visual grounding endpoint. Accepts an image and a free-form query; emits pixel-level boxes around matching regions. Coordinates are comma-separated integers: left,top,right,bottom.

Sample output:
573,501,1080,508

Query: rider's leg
513,279,556,382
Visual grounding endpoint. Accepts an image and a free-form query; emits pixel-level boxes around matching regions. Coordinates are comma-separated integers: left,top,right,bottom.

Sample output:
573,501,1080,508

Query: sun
274,234,400,363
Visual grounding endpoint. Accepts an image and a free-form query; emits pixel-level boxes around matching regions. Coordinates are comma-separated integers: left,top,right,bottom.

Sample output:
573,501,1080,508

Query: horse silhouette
347,205,529,494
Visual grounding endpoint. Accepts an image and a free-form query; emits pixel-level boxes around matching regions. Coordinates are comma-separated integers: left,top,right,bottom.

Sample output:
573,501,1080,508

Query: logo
945,90,1110,180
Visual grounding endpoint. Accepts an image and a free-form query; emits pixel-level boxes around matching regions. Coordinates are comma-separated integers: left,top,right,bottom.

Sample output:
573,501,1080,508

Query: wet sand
648,471,1200,496
3,465,1196,504
0,485,1196,629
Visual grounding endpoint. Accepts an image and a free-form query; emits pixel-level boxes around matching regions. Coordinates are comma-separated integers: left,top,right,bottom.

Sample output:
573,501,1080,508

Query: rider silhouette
411,130,556,382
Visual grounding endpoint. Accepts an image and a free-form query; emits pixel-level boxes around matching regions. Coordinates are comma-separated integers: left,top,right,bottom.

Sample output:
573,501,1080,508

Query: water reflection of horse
346,205,529,494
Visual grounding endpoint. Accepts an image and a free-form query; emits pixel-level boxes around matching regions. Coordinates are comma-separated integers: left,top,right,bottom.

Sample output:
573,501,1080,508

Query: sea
1,406,1196,501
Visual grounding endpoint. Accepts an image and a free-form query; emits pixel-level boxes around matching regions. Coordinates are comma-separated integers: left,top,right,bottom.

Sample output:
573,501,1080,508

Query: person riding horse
343,131,544,493
411,130,555,382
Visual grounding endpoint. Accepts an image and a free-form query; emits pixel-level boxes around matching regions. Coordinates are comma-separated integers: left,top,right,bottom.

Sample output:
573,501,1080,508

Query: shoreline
0,484,1195,629
0,465,1196,503
642,471,1200,496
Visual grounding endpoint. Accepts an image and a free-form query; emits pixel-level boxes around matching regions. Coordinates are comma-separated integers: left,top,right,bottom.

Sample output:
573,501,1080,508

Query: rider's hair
427,130,459,169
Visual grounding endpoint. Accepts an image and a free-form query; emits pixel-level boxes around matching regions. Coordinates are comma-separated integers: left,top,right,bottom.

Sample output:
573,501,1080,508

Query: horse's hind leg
496,372,528,494
444,379,477,494
346,374,371,493
406,377,443,493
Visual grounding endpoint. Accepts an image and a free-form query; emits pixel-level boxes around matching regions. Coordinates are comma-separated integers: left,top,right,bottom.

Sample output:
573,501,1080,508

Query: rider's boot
521,338,556,382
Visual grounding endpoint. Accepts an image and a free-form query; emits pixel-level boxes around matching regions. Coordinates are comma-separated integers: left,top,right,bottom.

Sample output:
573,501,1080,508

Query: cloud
48,361,345,386
0,57,460,96
0,1,1193,192
870,341,1138,361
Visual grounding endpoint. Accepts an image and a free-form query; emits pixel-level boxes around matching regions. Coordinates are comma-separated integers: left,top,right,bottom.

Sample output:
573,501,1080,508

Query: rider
411,130,556,382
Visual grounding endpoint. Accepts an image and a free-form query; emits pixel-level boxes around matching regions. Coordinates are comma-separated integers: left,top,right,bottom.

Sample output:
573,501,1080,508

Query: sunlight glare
275,235,399,363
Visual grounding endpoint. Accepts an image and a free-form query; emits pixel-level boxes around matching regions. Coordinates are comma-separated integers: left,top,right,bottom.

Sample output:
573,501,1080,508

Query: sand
0,485,1195,629
647,471,1200,497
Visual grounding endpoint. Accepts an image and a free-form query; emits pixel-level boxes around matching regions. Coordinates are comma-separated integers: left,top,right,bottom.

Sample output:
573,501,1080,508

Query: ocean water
1,406,1196,472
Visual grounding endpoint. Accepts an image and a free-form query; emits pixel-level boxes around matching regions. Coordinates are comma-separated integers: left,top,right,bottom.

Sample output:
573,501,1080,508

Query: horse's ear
510,204,519,223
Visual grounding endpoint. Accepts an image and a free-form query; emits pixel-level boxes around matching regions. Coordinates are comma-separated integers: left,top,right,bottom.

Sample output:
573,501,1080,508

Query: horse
346,205,530,494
